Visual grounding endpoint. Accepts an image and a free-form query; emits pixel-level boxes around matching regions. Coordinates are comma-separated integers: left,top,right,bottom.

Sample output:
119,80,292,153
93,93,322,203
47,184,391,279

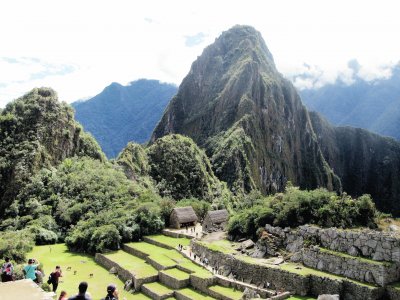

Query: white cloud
1,0,400,106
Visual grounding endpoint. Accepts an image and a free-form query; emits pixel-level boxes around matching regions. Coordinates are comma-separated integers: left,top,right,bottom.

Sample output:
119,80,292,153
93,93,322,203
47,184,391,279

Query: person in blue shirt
23,258,40,282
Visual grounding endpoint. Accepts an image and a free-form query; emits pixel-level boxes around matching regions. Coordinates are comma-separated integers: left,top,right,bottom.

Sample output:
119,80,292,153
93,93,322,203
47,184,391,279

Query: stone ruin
262,224,400,287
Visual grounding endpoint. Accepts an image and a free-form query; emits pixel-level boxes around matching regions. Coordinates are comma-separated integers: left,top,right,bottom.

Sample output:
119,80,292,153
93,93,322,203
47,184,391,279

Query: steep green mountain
309,112,400,214
152,25,400,215
0,87,104,217
300,66,400,140
152,25,340,195
73,79,177,158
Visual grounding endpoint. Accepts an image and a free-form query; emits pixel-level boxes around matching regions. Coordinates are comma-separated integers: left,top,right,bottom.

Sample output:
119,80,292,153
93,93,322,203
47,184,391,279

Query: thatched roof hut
169,206,198,229
202,209,229,232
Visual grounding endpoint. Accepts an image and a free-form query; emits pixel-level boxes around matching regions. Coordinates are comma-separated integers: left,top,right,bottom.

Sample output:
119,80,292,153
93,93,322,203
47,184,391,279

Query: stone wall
191,240,385,300
387,285,400,300
192,241,310,296
95,253,133,282
159,271,189,289
143,236,175,250
265,224,400,262
122,244,148,260
298,247,400,286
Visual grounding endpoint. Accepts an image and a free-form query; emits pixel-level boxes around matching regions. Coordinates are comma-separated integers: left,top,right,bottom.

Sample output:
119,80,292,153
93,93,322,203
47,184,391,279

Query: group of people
59,282,120,300
2,258,121,300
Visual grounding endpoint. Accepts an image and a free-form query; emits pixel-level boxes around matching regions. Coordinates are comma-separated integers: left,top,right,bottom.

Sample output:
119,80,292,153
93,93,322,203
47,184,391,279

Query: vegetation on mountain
228,185,378,240
73,79,177,158
147,134,231,202
0,87,104,218
300,65,400,141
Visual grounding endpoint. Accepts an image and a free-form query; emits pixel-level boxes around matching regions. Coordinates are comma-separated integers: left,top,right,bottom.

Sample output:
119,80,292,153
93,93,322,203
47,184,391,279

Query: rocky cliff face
0,87,104,216
310,112,400,214
152,25,340,194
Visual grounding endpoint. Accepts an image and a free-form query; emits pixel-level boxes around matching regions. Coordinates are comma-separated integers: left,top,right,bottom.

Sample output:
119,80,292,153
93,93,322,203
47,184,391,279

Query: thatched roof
171,206,198,223
207,209,229,223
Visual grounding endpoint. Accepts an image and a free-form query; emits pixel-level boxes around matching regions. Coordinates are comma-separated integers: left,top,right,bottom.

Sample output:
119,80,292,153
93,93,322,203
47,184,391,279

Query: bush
0,230,35,263
228,186,378,239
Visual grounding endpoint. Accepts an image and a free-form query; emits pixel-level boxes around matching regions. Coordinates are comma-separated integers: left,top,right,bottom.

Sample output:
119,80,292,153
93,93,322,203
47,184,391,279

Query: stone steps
141,282,175,300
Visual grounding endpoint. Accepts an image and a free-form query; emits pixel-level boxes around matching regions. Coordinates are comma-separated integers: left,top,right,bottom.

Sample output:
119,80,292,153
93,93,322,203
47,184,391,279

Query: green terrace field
28,244,136,300
103,250,158,278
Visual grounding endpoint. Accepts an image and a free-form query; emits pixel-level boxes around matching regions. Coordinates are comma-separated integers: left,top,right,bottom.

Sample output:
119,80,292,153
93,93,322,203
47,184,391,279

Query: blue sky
0,0,399,107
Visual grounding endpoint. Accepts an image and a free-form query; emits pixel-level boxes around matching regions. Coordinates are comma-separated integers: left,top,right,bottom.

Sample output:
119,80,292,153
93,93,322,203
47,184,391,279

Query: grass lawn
208,285,243,299
142,282,173,295
178,287,216,299
103,251,158,278
288,296,317,300
162,268,190,280
147,254,176,268
146,234,191,248
197,240,235,254
28,244,135,299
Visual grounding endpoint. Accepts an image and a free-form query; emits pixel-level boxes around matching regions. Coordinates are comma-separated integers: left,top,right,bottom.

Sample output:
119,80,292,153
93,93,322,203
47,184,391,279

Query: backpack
47,272,53,285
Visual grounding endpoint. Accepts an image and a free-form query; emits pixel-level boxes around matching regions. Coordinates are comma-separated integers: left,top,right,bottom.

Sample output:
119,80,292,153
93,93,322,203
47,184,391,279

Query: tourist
49,266,63,292
23,258,40,283
103,283,119,300
68,281,92,300
1,257,13,282
58,291,68,300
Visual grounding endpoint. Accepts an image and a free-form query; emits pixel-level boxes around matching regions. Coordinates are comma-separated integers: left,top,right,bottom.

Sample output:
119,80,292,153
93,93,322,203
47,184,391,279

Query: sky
1,0,400,107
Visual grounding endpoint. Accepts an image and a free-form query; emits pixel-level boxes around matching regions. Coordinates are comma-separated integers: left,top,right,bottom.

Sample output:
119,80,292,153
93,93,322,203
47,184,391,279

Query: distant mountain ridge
72,79,177,158
300,66,400,141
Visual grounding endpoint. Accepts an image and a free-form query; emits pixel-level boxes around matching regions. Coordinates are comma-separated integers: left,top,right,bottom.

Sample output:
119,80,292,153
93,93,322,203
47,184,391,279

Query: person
1,257,13,282
103,283,119,300
68,281,92,300
49,266,63,292
23,258,40,282
59,291,68,300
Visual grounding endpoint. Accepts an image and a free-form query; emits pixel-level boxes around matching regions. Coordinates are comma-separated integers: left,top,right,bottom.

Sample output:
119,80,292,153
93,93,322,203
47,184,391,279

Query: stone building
202,209,229,232
169,206,198,229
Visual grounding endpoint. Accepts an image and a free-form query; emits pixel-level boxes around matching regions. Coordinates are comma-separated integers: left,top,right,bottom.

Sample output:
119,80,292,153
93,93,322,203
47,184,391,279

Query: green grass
288,296,317,300
162,268,190,280
28,244,135,300
130,292,152,299
179,259,213,279
127,240,213,278
103,251,158,278
197,240,235,254
147,254,176,268
146,234,191,248
178,287,216,299
142,282,173,295
208,285,243,299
